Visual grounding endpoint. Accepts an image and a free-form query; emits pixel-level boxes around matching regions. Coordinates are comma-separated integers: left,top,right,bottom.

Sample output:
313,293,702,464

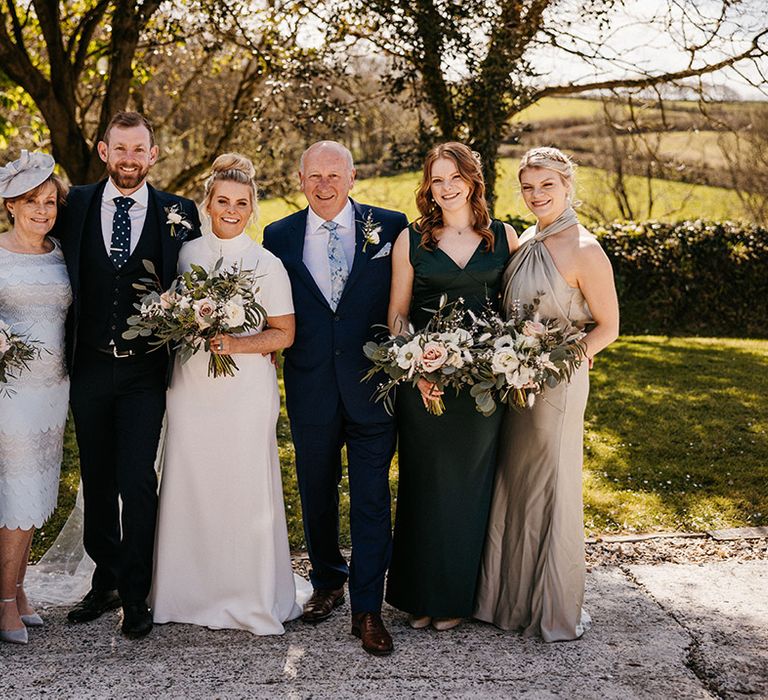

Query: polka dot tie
110,196,135,268
324,220,348,310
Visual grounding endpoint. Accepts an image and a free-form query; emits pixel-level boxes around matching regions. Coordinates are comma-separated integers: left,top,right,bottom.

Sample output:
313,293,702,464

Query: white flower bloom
223,296,246,328
493,334,515,350
491,348,520,377
539,352,558,371
518,333,540,350
366,226,381,245
166,211,183,225
395,340,423,374
141,300,163,318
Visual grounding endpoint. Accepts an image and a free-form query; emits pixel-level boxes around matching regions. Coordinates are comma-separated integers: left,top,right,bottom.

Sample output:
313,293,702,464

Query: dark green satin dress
385,221,510,617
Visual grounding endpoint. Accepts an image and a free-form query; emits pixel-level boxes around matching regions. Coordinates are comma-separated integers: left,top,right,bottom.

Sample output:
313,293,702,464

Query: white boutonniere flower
165,204,193,240
359,209,383,253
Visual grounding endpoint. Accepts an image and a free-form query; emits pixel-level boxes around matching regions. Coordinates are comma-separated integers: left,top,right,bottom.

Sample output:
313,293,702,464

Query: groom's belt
94,346,136,358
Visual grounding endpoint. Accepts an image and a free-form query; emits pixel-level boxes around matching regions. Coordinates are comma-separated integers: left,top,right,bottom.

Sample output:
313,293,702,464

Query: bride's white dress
150,232,310,635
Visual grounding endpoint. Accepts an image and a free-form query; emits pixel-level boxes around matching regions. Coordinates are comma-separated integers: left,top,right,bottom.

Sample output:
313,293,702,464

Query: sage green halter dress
385,221,510,618
474,208,594,641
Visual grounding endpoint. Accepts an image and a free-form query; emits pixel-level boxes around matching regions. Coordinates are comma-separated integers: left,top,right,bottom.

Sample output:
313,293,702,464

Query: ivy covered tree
317,0,768,208
0,0,167,183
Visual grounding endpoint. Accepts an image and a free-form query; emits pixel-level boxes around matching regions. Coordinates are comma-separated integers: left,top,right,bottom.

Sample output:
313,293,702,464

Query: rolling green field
512,97,605,123
35,336,768,560
257,159,752,235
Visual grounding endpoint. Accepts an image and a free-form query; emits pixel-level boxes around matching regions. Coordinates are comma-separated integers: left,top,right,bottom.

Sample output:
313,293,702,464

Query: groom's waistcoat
77,192,163,355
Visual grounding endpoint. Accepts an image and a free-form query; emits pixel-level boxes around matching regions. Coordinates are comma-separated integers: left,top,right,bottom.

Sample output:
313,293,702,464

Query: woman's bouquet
469,295,587,413
0,320,45,397
123,258,266,377
363,296,476,415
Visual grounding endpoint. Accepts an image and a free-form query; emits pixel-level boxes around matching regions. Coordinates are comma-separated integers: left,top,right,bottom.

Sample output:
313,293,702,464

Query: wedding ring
218,341,224,351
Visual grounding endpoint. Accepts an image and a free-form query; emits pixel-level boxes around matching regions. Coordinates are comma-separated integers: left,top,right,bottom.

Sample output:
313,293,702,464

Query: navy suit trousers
291,411,396,614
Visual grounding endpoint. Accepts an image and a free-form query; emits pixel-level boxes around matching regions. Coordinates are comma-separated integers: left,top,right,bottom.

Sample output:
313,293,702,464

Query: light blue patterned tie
324,220,348,310
110,196,134,268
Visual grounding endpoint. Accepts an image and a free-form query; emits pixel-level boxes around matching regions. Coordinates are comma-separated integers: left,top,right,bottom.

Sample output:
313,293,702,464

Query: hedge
503,218,768,338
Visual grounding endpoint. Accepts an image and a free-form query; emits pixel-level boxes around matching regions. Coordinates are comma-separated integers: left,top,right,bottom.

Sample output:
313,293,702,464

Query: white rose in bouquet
491,348,520,382
223,295,246,328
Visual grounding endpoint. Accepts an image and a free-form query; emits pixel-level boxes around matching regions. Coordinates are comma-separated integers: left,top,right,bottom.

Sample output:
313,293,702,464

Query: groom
264,141,407,655
58,111,200,638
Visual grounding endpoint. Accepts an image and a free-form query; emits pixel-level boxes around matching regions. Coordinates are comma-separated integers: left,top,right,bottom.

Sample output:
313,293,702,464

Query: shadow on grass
584,336,768,534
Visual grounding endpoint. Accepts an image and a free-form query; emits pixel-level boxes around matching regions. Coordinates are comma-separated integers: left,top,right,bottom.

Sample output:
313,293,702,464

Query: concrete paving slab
0,567,711,700
629,560,768,699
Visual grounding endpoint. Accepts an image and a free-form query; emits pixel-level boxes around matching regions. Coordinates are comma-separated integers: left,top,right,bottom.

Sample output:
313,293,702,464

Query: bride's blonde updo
201,153,260,228
518,147,577,201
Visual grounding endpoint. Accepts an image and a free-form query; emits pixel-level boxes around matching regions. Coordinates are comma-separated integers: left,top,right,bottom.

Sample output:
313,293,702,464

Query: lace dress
0,241,72,529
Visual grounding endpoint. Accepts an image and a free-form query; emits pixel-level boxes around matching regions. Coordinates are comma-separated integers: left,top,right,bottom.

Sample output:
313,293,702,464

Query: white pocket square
371,242,392,259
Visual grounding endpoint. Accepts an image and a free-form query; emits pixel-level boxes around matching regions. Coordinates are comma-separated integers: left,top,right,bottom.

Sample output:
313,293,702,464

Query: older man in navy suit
57,112,200,638
264,141,407,655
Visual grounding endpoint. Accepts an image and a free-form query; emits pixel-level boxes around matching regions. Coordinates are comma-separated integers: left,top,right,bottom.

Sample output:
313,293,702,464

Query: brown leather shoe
351,612,393,656
302,588,345,622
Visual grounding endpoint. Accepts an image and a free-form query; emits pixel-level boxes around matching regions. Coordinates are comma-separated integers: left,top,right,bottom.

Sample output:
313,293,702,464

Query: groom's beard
107,159,150,191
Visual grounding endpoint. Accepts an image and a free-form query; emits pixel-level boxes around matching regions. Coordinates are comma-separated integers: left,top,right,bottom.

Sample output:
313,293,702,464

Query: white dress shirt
303,200,356,304
101,180,149,256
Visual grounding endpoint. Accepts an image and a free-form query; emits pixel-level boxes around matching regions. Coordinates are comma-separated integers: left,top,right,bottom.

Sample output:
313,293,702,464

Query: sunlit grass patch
35,336,767,559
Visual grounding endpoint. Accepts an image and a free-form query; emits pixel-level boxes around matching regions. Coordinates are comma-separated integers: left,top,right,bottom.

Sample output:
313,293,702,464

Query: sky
528,0,767,100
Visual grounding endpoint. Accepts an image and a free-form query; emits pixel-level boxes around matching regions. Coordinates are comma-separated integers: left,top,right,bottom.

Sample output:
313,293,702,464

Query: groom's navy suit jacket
57,179,200,371
263,200,408,426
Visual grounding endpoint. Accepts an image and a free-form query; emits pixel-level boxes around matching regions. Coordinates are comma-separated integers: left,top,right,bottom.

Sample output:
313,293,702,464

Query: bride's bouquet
468,295,587,413
0,320,45,397
123,258,266,377
362,296,477,415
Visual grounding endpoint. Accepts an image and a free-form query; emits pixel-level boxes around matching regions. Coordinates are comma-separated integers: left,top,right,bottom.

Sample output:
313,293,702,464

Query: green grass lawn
33,336,768,560
256,159,753,237
512,97,604,123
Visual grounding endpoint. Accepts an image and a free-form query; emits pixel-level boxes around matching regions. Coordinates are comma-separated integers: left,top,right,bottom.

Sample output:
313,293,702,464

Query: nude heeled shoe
432,617,462,631
17,584,43,627
0,597,28,645
408,615,432,629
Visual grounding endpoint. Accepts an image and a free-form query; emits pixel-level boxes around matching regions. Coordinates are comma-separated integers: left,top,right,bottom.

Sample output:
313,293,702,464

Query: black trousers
69,347,167,604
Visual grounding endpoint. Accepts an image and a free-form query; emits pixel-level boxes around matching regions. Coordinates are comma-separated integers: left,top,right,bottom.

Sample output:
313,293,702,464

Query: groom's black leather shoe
121,602,153,639
302,587,345,622
67,589,122,623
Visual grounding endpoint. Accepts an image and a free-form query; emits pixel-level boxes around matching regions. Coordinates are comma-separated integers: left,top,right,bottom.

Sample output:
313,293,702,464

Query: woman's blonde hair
415,142,494,252
201,153,259,228
518,147,577,202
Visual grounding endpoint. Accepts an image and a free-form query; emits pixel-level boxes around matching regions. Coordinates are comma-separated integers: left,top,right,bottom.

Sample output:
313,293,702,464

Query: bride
150,153,309,634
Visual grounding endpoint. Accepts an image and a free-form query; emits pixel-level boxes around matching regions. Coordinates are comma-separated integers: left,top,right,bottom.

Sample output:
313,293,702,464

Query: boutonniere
165,204,193,240
359,209,383,253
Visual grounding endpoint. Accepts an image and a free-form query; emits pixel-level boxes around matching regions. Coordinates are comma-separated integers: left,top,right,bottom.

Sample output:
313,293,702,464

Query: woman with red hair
385,142,518,631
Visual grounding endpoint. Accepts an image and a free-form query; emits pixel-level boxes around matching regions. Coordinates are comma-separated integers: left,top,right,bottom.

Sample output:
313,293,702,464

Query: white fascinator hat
0,150,56,199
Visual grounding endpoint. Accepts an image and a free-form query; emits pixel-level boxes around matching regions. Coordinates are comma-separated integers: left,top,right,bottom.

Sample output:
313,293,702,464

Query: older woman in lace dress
0,152,71,645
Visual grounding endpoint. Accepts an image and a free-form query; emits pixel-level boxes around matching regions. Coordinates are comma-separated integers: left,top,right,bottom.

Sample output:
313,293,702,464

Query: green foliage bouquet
362,296,477,415
469,295,587,413
0,320,44,397
123,259,266,378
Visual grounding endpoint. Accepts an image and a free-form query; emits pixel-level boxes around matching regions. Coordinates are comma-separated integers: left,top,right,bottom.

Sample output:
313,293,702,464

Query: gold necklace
445,224,474,236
